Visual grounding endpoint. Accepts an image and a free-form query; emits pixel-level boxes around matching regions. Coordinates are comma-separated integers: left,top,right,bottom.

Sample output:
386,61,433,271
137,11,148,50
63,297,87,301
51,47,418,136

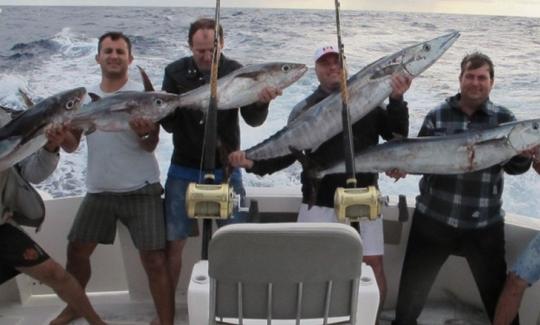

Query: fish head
46,87,87,124
370,31,460,80
507,119,540,152
0,87,86,137
237,62,308,90
128,91,182,121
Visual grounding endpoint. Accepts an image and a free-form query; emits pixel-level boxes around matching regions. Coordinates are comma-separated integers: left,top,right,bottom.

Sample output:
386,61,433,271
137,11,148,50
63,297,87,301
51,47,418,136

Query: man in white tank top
51,32,173,325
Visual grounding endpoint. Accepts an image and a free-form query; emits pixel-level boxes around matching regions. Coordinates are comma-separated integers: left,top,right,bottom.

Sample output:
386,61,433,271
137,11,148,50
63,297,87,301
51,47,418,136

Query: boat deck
0,291,490,325
2,191,539,325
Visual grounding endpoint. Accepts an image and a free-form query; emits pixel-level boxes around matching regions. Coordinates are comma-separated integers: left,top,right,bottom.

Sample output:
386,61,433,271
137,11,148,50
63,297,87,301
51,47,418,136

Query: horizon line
0,4,539,19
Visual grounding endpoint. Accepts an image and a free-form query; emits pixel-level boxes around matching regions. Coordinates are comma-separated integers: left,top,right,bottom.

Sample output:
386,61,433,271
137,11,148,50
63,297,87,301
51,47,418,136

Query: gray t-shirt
85,80,160,193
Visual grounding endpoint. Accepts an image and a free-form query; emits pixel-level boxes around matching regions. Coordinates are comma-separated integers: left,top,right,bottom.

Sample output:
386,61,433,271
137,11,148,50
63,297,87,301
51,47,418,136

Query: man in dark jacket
229,45,412,315
160,18,281,302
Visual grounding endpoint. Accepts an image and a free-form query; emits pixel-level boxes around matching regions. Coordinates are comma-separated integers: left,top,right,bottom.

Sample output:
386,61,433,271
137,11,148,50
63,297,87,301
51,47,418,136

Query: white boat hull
1,186,539,324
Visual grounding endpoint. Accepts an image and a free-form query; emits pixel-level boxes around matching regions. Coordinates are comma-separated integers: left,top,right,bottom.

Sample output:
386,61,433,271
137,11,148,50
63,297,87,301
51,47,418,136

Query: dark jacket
249,86,409,207
160,55,269,168
415,94,531,228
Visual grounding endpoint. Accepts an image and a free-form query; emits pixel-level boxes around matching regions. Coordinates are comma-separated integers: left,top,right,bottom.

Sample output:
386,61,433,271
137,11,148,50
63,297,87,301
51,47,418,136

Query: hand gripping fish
319,119,540,176
245,31,460,161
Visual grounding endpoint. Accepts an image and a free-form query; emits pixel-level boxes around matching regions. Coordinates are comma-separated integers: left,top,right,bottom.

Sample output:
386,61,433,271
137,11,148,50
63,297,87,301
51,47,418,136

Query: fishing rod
334,0,357,188
203,0,221,181
186,0,239,260
333,0,383,226
184,0,232,261
334,0,359,231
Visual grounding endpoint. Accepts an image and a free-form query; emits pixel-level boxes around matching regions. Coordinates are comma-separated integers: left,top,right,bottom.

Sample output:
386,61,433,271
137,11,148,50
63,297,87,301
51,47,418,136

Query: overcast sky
0,0,539,18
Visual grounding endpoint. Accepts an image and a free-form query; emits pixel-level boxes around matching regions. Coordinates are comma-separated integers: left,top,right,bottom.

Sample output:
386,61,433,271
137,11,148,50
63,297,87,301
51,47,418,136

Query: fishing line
201,0,221,182
334,0,357,187
198,0,221,260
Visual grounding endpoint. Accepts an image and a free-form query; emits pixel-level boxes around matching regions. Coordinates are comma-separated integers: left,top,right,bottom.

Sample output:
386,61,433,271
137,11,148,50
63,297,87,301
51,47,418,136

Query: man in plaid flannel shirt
392,52,531,325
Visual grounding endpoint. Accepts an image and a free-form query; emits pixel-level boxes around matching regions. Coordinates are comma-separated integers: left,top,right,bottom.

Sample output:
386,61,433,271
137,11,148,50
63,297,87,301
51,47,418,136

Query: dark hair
98,31,132,55
188,18,224,46
460,52,494,79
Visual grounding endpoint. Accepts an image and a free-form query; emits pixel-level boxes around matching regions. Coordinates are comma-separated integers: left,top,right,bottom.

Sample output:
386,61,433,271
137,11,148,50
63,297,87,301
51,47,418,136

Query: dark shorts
0,223,49,284
68,182,166,251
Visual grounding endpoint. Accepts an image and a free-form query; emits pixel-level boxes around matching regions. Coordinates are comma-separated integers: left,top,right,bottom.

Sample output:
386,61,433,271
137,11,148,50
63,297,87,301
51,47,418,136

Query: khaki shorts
297,203,384,256
68,183,165,251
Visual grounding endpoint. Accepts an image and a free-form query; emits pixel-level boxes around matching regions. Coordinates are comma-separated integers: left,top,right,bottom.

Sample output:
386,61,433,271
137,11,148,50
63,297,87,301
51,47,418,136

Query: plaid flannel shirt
415,94,531,229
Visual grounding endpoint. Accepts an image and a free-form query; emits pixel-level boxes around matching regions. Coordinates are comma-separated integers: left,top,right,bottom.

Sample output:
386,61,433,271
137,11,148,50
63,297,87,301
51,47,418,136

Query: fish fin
234,71,260,79
0,136,22,159
289,146,323,206
137,65,155,92
0,105,23,118
88,93,101,102
288,146,320,175
476,137,507,145
18,88,34,108
84,125,97,135
307,177,321,209
455,137,506,152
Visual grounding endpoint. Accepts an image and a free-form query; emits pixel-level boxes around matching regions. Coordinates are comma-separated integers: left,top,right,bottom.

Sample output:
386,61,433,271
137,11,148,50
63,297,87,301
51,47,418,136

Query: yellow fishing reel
185,183,234,220
334,186,387,221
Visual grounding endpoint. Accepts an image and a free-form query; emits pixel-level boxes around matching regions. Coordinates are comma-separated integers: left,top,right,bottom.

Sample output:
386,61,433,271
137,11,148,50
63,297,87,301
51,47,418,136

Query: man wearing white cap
229,45,412,316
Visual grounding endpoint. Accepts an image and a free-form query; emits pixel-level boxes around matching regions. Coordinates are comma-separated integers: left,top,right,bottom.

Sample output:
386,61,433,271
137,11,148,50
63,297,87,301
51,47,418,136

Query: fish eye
282,64,291,72
423,44,431,52
533,122,539,130
65,100,75,110
154,98,164,106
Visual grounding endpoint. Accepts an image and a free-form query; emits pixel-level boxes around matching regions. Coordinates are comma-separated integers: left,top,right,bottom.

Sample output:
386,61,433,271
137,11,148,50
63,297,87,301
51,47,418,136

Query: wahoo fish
318,119,540,177
70,62,307,133
0,87,86,171
245,31,460,161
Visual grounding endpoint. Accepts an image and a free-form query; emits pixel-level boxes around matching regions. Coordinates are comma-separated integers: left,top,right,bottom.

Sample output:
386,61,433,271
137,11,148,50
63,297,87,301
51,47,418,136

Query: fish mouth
73,87,87,101
291,64,308,82
75,88,87,104
439,31,460,52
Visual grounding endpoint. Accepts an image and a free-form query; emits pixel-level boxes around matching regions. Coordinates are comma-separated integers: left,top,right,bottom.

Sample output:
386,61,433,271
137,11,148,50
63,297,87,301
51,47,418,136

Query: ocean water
0,6,539,218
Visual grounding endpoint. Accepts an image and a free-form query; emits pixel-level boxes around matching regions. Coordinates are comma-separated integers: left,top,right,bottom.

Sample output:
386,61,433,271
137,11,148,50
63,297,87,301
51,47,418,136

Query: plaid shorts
0,223,49,284
68,182,165,251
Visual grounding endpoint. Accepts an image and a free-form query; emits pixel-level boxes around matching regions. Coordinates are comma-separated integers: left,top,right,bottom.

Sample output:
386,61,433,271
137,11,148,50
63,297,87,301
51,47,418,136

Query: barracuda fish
318,119,540,177
70,62,307,133
0,87,86,171
245,31,460,161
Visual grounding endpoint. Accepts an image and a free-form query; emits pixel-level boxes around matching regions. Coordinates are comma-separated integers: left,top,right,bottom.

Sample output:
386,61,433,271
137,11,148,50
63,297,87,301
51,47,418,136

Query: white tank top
85,80,160,193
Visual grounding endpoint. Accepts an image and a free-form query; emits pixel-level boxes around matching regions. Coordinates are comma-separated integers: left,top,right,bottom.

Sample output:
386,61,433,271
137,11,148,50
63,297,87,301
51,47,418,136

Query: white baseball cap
313,45,339,63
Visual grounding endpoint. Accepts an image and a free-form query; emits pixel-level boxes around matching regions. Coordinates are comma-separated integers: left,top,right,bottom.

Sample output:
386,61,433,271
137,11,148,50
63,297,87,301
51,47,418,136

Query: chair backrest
208,222,363,324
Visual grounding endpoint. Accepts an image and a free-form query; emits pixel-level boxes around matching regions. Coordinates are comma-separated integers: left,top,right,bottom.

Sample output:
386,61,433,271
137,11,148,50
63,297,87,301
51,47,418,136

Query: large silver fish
245,31,460,161
318,119,540,177
70,62,307,133
0,87,86,171
177,62,307,111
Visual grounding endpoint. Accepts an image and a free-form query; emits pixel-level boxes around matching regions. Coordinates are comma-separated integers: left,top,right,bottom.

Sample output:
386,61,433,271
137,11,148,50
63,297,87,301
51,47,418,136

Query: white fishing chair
188,222,379,325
